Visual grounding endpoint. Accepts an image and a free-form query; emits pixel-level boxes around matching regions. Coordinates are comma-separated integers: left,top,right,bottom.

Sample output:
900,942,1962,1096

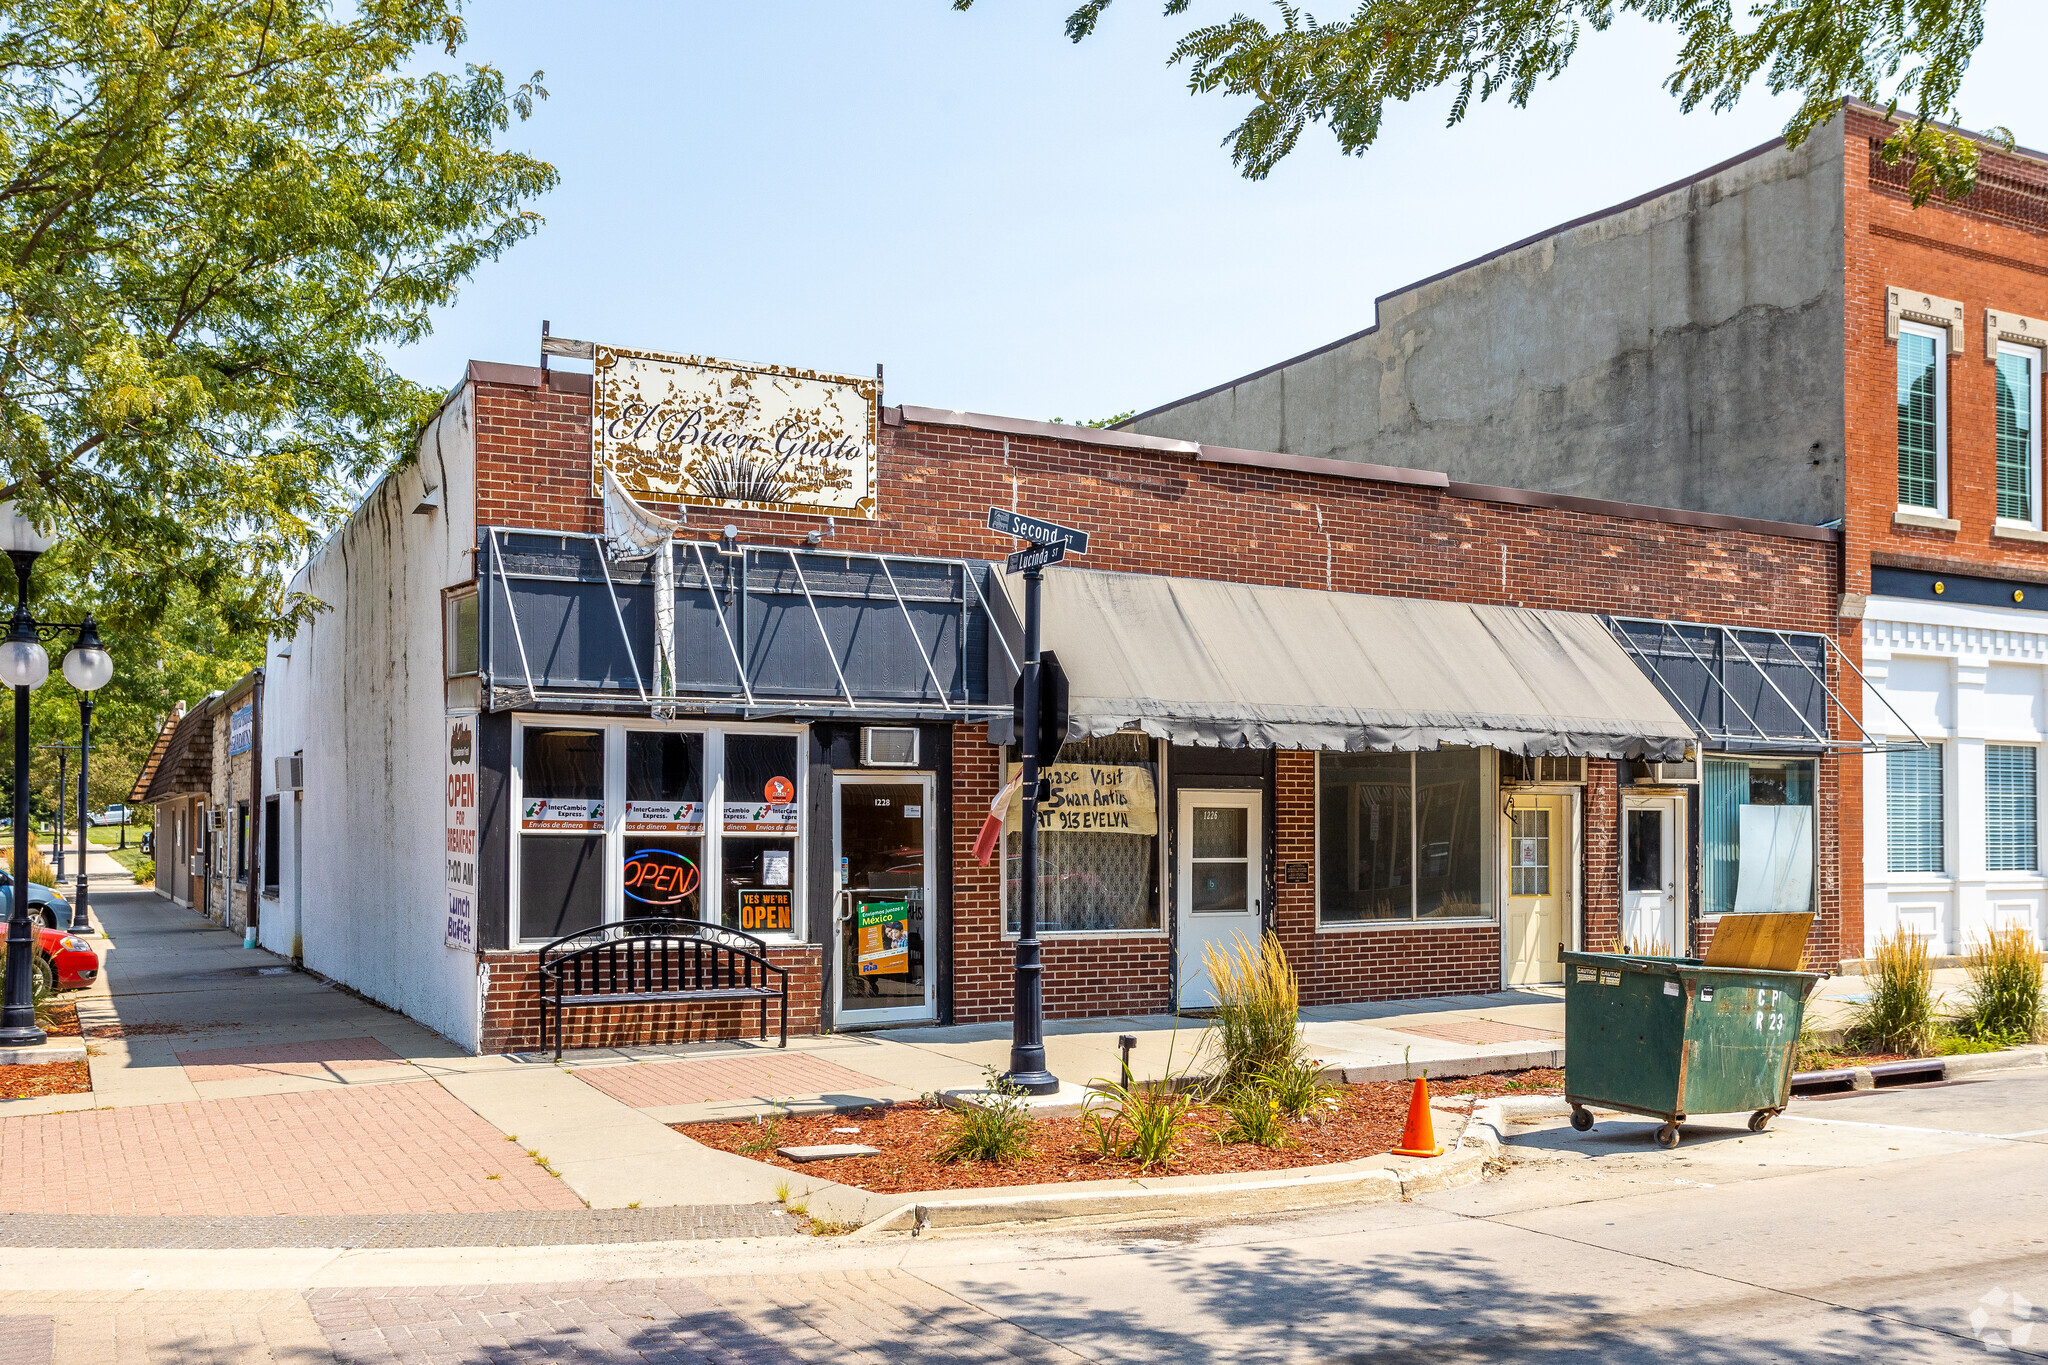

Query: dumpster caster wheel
1655,1122,1681,1149
1748,1109,1774,1133
1570,1106,1594,1132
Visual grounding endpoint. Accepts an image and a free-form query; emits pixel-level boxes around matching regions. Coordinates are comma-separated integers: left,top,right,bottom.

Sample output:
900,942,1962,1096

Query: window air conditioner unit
275,755,303,791
861,727,918,768
1501,755,1586,785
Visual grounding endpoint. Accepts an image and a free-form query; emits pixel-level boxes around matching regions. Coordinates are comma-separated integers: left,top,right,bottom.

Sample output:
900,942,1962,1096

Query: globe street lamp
0,502,55,1046
0,503,110,1045
62,621,110,936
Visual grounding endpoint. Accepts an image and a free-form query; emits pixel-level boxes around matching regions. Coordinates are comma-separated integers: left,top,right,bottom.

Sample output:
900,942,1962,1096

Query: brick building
1126,101,2048,962
255,338,1846,1053
131,669,265,934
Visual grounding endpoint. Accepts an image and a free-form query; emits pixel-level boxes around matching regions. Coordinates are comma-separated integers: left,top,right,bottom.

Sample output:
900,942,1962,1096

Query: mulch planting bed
0,1002,90,1100
687,1068,1565,1195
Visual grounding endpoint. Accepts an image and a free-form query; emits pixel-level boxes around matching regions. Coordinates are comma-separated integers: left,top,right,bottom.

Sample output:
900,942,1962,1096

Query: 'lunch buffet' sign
592,345,878,519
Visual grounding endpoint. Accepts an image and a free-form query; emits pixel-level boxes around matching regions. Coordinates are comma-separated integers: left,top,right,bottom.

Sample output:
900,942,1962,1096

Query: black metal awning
478,528,1015,720
1604,616,1925,753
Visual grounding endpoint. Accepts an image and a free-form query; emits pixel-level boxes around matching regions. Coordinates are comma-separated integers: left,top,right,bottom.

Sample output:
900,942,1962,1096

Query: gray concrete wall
1126,121,1849,526
261,391,481,1050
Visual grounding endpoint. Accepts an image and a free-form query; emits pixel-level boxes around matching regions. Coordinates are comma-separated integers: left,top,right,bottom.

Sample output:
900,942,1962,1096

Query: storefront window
623,731,703,921
515,724,804,943
1703,757,1815,915
1319,749,1492,924
720,733,800,934
1004,733,1160,933
518,727,605,940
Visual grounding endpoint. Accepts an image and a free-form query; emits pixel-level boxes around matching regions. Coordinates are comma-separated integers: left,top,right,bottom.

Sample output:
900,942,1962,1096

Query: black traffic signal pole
1003,563,1058,1095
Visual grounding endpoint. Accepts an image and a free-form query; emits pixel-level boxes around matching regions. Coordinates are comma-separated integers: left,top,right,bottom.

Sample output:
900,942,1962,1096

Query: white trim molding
1888,285,1966,354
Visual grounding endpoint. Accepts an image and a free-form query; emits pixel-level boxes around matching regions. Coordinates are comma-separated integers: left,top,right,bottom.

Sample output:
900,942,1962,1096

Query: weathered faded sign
592,345,878,519
445,715,477,952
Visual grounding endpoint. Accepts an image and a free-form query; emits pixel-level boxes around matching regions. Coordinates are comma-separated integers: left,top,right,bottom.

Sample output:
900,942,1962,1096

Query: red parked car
31,926,95,992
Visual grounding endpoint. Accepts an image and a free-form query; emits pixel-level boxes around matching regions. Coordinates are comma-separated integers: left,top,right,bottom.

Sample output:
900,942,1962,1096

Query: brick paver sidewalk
574,1054,891,1110
0,1081,583,1215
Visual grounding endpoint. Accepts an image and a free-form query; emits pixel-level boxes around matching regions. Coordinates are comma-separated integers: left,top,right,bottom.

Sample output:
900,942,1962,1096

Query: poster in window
857,900,910,976
1003,763,1158,835
624,800,703,833
1516,838,1541,868
522,799,604,831
725,800,798,834
739,888,792,934
444,715,478,951
761,848,791,887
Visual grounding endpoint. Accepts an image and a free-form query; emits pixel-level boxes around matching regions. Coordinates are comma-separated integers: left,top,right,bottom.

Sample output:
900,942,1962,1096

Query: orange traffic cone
1391,1075,1443,1158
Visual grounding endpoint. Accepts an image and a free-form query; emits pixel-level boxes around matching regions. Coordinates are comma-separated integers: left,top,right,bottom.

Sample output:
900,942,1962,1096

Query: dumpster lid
986,568,1694,757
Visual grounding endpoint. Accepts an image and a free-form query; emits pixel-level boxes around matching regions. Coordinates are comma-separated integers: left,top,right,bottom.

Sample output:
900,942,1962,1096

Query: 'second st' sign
593,345,878,519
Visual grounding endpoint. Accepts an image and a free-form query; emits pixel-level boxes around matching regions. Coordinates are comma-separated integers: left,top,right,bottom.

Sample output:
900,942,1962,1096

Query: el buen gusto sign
591,344,878,520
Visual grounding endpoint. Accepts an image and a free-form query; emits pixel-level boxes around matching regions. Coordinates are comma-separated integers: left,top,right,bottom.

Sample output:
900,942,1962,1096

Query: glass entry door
833,775,936,1025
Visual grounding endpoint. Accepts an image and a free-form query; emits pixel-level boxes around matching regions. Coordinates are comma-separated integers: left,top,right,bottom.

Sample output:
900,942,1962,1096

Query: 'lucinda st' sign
591,344,878,519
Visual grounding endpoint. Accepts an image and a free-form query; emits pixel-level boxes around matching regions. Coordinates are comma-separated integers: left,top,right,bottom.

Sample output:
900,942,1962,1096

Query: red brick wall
465,370,1843,1032
1268,750,1503,1004
1845,105,2048,595
948,729,1174,1023
478,945,823,1054
1583,761,1622,952
1838,107,2048,956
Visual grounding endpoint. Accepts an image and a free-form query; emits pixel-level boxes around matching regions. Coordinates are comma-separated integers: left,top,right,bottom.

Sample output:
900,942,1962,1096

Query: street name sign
1005,541,1067,574
988,507,1089,555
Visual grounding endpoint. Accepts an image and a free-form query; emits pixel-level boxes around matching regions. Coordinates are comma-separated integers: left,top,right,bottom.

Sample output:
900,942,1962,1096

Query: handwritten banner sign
1004,763,1158,836
444,716,477,951
592,346,877,519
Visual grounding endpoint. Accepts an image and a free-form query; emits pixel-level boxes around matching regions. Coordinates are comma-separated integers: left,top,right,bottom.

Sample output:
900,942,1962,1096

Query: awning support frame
1604,615,1929,753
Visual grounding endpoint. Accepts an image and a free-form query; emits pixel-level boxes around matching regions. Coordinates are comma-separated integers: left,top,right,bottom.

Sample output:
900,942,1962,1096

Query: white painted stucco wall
260,385,480,1048
1862,595,2048,955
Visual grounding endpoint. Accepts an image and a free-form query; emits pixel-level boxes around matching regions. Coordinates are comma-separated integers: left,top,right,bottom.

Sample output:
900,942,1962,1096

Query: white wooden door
1176,791,1263,1009
1622,794,1683,955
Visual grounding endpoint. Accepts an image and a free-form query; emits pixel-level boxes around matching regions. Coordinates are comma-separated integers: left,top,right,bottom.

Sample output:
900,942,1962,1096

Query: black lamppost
68,634,104,935
0,503,109,1045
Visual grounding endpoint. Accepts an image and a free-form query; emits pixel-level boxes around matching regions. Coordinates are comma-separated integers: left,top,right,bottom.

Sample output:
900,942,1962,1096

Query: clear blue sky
394,2,2048,424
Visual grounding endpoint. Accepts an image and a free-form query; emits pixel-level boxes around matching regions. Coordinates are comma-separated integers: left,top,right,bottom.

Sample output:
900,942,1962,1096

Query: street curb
839,1100,1508,1239
1321,1047,1564,1086
1943,1044,2048,1078
0,1040,85,1066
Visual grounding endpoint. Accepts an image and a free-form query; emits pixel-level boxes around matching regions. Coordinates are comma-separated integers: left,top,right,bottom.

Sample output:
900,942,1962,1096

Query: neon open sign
623,848,700,906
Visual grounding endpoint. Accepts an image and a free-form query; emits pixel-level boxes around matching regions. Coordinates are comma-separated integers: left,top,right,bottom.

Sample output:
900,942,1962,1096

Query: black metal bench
536,918,788,1061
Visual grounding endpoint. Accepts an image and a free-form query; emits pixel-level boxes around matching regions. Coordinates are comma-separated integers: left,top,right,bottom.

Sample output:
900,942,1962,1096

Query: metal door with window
1506,794,1567,985
1622,793,1684,954
833,774,936,1025
1176,791,1262,1008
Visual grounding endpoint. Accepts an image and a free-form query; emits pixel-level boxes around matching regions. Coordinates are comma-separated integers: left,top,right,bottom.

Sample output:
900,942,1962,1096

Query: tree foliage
0,0,555,634
958,0,2004,203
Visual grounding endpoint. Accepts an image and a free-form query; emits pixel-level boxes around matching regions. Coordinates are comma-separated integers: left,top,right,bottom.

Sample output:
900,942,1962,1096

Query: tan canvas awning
989,568,1694,759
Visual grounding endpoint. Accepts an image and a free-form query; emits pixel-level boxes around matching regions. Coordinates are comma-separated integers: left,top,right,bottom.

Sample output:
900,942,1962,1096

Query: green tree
960,0,2004,203
0,0,556,629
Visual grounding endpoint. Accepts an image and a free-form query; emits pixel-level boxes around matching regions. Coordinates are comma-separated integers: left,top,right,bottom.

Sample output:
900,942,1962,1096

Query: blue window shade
1898,331,1941,510
1986,744,2038,872
1997,350,2036,523
1702,758,1745,917
1887,745,1945,873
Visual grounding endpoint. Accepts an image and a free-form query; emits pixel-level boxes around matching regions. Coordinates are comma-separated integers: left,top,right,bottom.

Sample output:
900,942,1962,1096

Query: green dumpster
1561,949,1822,1148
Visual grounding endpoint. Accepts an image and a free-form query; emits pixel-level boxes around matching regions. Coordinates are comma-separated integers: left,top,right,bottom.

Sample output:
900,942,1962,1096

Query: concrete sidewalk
2,871,1937,1221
